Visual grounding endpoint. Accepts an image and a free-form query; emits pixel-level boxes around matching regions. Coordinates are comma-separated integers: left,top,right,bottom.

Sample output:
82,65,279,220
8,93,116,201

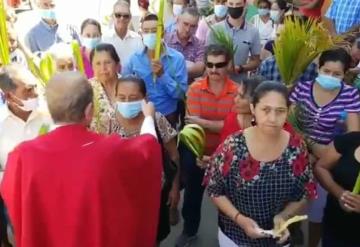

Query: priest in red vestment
1,72,162,247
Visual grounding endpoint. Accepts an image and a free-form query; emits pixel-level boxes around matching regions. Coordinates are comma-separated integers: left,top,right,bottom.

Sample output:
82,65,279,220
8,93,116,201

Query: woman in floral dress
204,81,317,247
89,43,121,134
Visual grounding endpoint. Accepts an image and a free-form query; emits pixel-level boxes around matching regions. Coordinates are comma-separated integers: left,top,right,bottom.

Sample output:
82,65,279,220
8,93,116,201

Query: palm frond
0,0,10,65
207,22,237,61
274,17,341,86
72,40,85,74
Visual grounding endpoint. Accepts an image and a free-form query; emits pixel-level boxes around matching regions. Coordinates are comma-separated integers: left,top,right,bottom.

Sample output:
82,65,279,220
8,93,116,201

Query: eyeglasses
206,62,228,69
114,13,130,19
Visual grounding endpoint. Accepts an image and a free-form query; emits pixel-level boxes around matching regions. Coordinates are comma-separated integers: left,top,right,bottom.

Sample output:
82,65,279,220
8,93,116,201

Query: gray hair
0,64,38,93
180,7,200,18
113,0,131,12
46,72,93,123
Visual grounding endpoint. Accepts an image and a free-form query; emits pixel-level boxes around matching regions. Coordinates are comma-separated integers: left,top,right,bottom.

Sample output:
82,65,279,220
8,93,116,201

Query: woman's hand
196,155,211,169
141,100,155,118
237,216,266,239
340,191,360,213
273,214,290,244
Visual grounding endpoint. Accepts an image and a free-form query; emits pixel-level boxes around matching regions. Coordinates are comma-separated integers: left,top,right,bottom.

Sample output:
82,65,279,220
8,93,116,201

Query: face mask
258,8,270,16
228,6,244,19
270,10,280,22
39,8,56,20
214,5,228,18
81,37,101,50
316,74,342,90
18,97,39,112
116,100,142,119
142,33,157,50
173,4,183,16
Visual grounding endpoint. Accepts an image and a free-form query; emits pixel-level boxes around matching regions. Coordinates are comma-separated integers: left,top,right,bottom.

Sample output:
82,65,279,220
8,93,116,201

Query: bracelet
233,212,241,222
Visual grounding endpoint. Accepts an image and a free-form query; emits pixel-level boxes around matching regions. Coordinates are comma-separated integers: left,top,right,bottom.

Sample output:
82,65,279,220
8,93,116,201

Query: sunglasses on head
206,62,228,69
114,13,130,19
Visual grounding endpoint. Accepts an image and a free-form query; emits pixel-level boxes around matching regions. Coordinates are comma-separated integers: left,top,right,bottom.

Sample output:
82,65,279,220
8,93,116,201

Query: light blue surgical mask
214,5,228,18
116,100,142,119
258,8,270,16
81,37,101,50
316,74,342,90
40,8,56,20
142,33,157,50
270,10,280,22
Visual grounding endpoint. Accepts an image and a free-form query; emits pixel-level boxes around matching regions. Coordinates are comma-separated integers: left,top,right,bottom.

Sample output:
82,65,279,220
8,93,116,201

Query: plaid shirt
258,56,318,83
325,0,360,34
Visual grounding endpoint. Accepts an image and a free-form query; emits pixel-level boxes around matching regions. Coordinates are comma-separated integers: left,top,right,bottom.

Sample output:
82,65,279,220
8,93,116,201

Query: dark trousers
179,143,205,236
322,228,360,247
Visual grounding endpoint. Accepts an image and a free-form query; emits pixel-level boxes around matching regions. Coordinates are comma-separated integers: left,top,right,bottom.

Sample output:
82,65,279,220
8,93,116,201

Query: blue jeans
179,143,205,236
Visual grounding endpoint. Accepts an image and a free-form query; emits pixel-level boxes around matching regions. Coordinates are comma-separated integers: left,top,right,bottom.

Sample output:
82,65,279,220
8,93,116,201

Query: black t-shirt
323,132,360,244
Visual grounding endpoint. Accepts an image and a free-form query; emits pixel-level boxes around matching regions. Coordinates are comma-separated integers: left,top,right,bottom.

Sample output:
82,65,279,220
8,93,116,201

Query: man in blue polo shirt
25,0,79,53
123,13,188,126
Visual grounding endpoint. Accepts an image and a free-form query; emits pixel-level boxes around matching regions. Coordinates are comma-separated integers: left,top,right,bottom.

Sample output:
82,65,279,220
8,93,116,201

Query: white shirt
250,15,274,46
102,29,144,68
0,107,53,175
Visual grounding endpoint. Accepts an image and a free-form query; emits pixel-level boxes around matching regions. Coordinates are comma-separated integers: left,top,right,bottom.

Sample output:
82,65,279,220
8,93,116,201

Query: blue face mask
40,8,56,20
81,37,101,50
214,5,228,18
270,10,280,22
258,8,270,16
316,74,342,90
116,100,142,119
142,33,157,50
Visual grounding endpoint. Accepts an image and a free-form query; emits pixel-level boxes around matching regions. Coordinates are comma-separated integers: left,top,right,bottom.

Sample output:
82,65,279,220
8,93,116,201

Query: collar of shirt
141,43,173,59
225,17,246,30
3,106,44,124
168,31,195,46
111,29,139,40
39,19,59,31
199,76,238,98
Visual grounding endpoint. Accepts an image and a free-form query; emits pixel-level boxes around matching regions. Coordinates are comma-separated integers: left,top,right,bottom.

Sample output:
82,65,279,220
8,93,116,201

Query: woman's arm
314,142,343,199
346,112,360,132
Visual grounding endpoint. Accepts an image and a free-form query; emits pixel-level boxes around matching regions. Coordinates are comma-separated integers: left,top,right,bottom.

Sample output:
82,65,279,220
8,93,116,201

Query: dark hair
318,48,352,72
0,70,17,92
252,81,290,107
80,18,102,35
257,0,271,8
141,13,158,24
275,0,288,11
204,44,231,64
181,7,200,18
90,43,120,65
242,75,265,97
117,76,147,96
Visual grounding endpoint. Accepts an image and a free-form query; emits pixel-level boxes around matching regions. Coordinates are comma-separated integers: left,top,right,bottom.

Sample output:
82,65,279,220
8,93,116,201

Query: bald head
46,72,93,124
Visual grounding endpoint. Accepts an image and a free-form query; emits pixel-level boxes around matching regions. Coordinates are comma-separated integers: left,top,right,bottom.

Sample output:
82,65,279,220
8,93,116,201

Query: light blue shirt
123,46,188,116
25,20,79,53
325,0,360,34
165,20,177,33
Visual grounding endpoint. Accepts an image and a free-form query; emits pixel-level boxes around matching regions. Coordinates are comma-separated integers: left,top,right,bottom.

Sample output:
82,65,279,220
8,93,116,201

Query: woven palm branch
274,17,341,86
207,23,237,62
0,0,10,65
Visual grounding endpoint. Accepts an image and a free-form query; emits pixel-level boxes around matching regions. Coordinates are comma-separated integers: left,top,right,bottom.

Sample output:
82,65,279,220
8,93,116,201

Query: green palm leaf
207,22,237,61
0,0,10,65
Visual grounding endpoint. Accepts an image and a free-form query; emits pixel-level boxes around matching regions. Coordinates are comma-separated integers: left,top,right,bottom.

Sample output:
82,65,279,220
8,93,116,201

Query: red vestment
1,124,162,247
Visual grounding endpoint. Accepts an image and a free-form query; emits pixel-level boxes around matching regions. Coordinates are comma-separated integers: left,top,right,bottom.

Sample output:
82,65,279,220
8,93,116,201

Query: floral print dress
203,131,317,247
89,79,116,134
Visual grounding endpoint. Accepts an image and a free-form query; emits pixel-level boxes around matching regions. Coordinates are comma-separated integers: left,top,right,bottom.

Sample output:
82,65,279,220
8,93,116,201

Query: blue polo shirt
123,46,188,116
25,20,79,53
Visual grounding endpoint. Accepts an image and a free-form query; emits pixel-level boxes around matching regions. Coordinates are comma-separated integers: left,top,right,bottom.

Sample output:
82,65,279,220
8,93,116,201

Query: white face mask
18,97,39,112
173,4,183,16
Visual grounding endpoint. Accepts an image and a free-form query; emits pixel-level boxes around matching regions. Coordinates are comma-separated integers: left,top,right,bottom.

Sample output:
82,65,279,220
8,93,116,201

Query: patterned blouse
203,131,316,246
111,112,177,142
89,79,116,134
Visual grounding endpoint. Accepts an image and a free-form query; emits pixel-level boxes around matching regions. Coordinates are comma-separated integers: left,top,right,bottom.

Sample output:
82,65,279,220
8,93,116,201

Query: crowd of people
0,0,360,246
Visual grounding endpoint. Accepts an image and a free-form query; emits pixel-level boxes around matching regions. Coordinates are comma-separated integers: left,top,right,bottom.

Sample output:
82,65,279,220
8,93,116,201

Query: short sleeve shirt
203,132,316,246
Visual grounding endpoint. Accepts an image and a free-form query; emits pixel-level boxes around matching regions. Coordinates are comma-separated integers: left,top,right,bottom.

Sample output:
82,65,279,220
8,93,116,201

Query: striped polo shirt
290,80,360,145
187,77,238,155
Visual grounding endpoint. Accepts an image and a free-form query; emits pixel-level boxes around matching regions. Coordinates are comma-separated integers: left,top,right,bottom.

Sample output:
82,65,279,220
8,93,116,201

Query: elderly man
123,13,188,127
207,0,261,82
164,7,205,81
47,42,75,72
25,0,79,53
1,72,162,247
176,44,238,247
103,0,144,68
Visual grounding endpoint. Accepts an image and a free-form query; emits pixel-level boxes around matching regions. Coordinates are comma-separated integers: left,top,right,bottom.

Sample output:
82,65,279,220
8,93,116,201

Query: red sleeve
1,146,23,243
220,112,241,143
